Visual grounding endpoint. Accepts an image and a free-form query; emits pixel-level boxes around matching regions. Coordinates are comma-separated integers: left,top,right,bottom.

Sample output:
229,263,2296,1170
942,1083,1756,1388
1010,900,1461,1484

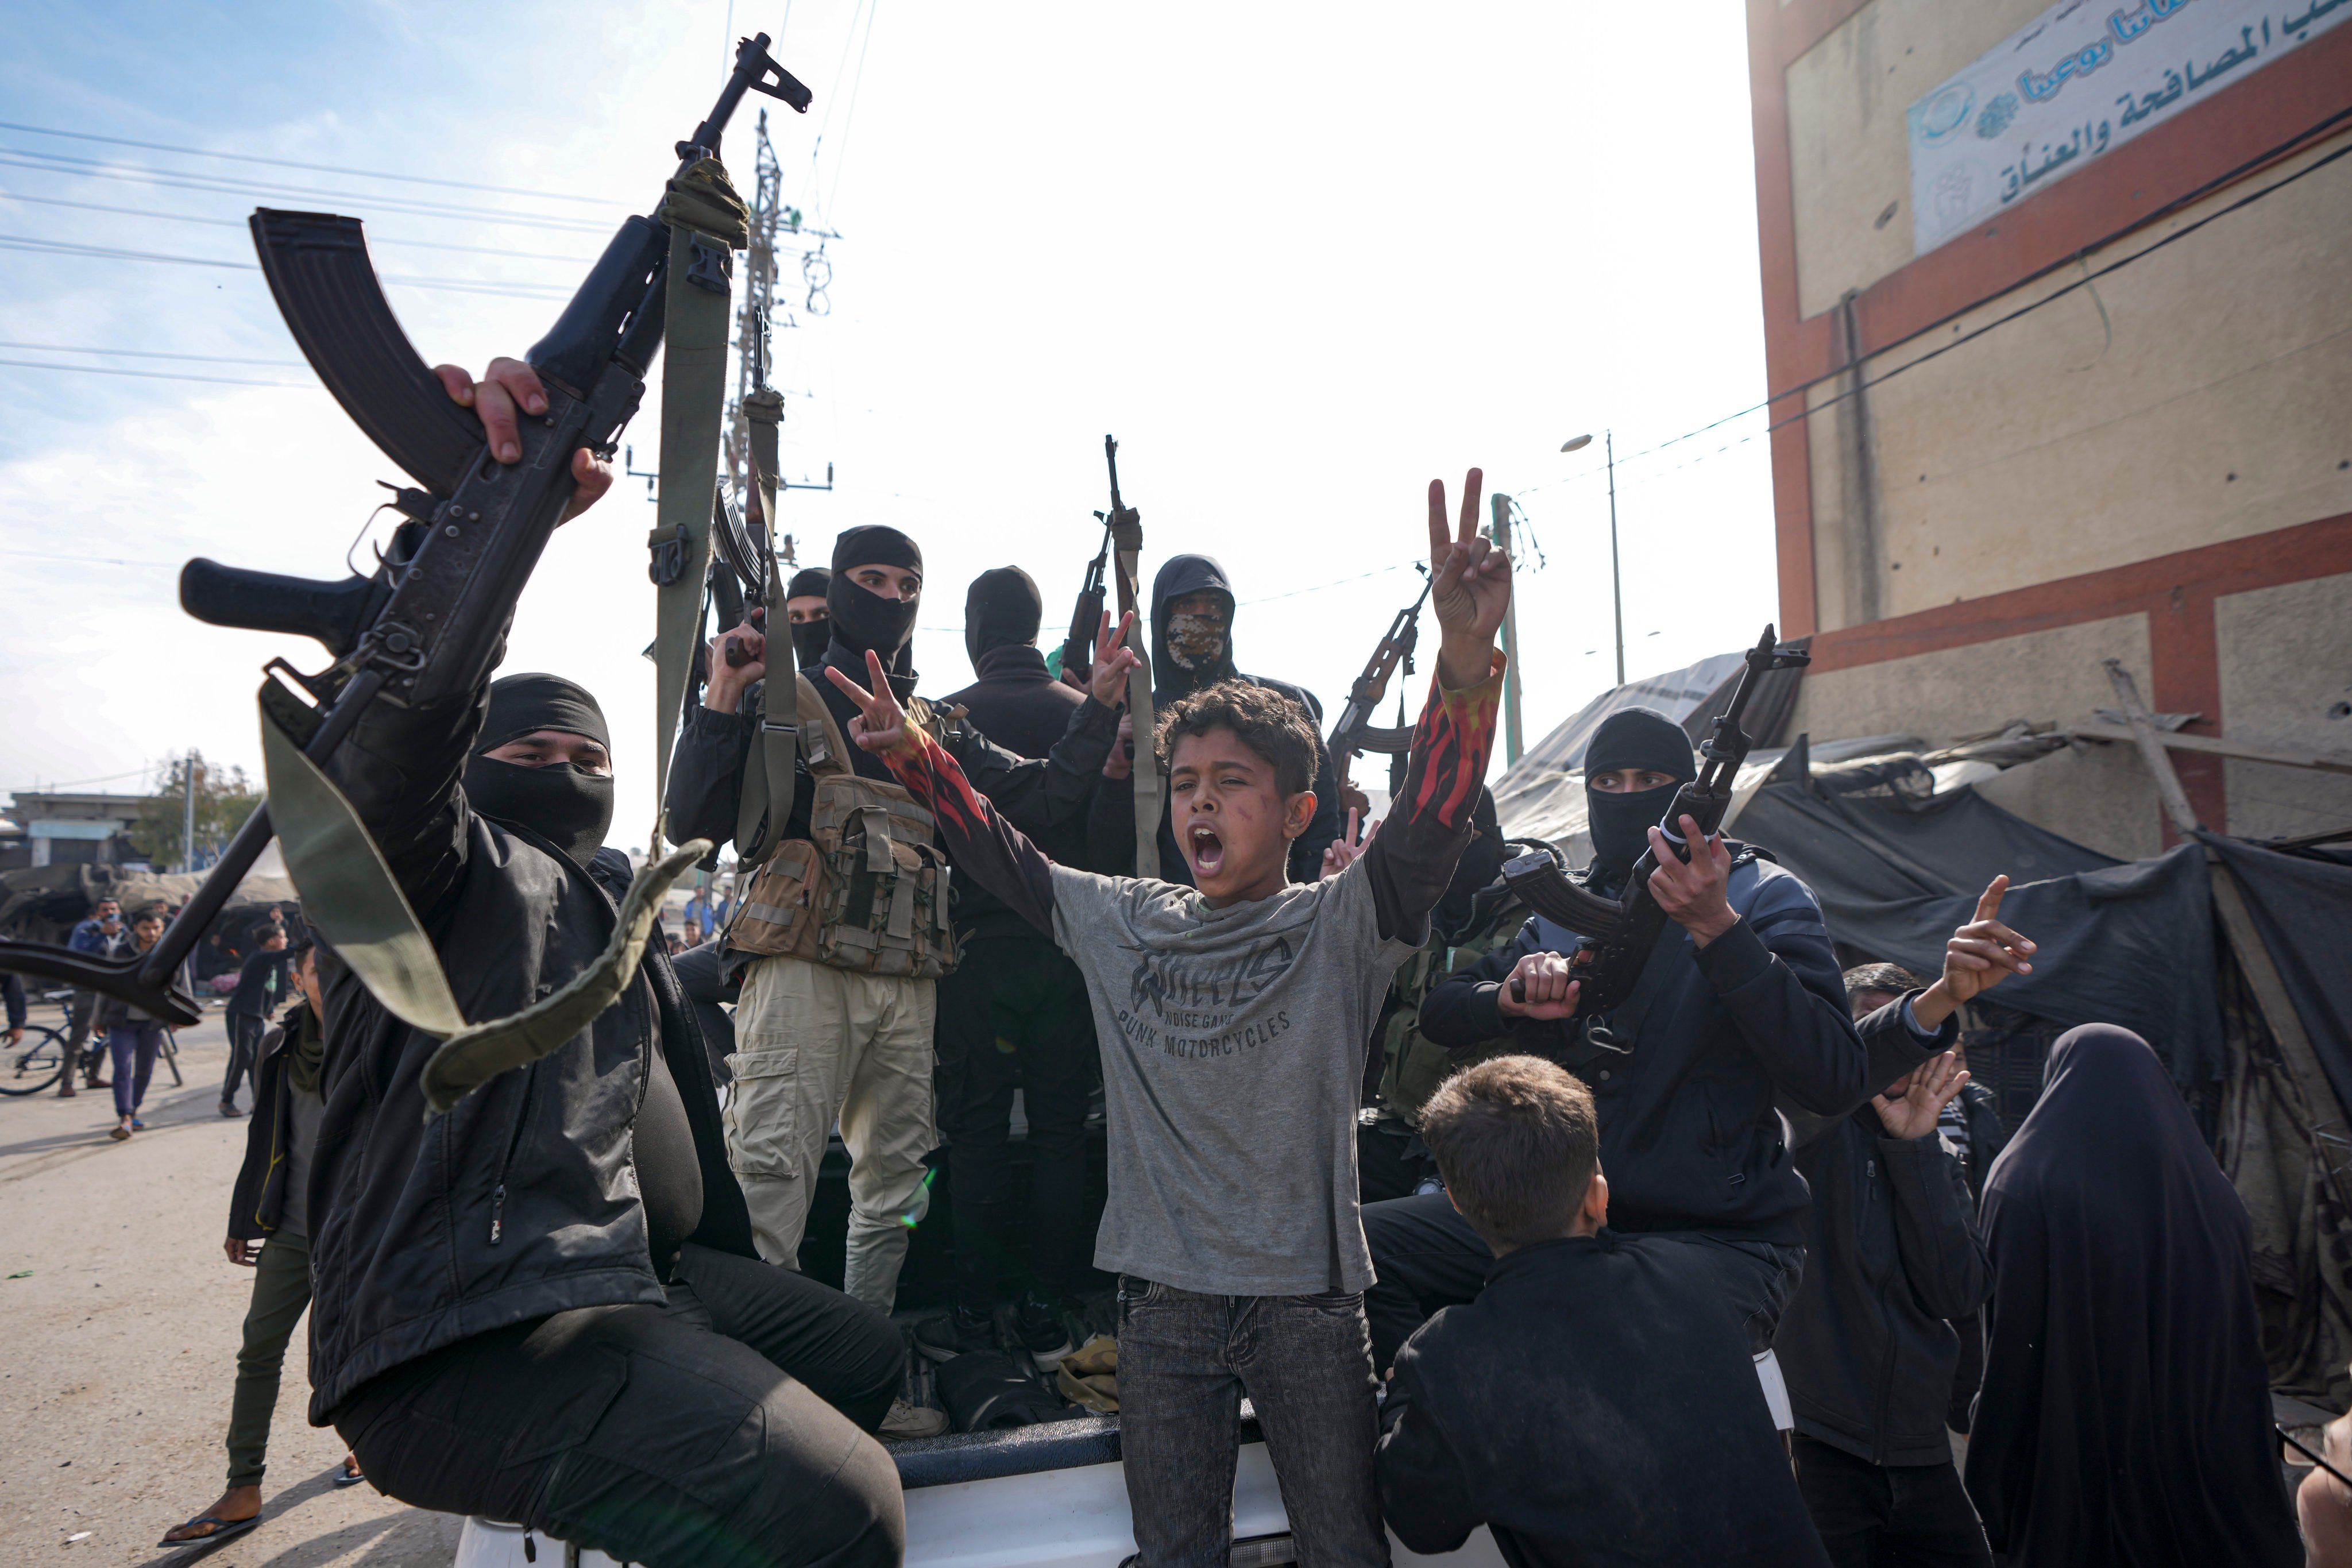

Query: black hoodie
1092,553,1342,886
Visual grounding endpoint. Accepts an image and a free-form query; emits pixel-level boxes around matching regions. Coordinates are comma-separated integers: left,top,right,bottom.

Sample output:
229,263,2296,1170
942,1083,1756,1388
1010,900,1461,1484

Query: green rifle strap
258,694,469,1040
650,167,744,851
734,387,798,865
261,689,715,1117
1114,536,1161,879
419,837,709,1118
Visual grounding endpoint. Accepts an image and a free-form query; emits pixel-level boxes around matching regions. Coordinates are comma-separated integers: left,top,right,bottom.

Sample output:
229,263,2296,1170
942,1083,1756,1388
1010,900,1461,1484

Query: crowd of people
115,360,2320,1566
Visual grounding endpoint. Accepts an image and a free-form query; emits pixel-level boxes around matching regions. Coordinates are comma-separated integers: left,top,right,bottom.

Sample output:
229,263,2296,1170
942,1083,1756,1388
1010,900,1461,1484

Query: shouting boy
827,472,1509,1568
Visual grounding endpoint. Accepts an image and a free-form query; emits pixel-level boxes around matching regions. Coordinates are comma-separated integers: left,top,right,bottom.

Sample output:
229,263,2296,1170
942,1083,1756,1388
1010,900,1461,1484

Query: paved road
1,1004,460,1566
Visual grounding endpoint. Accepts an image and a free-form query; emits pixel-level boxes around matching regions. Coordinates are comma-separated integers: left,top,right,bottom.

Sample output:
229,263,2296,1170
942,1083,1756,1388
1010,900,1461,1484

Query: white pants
724,953,938,1313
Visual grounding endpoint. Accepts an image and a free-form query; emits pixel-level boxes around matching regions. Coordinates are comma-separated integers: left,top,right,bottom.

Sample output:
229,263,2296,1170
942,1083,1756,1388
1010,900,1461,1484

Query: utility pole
1490,493,1524,766
1605,430,1624,689
180,750,198,874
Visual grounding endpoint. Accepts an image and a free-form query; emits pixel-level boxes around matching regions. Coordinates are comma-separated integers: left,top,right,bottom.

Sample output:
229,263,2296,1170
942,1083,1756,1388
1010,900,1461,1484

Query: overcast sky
0,1,1778,849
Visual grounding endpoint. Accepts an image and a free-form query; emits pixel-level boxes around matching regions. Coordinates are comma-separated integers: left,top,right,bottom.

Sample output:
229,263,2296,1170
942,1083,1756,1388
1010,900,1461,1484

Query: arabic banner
1906,0,2350,256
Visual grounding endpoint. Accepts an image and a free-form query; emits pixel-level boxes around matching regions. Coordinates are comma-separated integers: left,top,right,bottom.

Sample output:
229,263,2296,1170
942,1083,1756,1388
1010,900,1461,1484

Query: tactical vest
724,675,960,979
1377,891,1531,1124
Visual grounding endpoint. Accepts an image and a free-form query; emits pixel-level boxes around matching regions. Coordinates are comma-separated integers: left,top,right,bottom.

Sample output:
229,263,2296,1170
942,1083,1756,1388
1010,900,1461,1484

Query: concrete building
1743,0,2352,859
3,791,151,869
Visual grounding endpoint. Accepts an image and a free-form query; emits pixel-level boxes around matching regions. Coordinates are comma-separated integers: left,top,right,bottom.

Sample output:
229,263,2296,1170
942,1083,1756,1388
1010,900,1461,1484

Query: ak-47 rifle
1098,436,1162,877
1326,570,1432,798
0,37,812,1024
1500,625,1809,1035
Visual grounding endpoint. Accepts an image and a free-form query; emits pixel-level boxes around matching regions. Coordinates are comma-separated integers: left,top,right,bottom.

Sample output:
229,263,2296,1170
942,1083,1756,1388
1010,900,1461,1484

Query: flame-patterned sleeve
879,728,1059,937
1361,652,1505,944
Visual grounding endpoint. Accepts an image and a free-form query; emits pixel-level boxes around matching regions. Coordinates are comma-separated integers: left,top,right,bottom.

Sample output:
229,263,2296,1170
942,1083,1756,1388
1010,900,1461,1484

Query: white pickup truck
450,1404,1509,1568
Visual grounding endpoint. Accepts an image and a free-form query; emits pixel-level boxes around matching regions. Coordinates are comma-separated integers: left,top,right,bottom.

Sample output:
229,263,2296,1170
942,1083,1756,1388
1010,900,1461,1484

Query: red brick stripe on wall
1805,512,2352,839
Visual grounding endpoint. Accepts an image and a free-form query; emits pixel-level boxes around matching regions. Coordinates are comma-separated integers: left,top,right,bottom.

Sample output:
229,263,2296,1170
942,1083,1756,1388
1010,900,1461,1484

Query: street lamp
1561,431,1624,688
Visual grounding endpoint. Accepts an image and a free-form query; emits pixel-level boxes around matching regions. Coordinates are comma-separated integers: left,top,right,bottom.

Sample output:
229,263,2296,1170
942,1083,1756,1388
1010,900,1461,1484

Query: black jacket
943,643,1091,941
228,947,292,1017
1377,1231,1830,1568
1776,995,1990,1466
664,640,1118,961
228,1010,301,1240
307,675,756,1423
1418,851,1865,1244
1088,553,1341,885
3,972,21,1031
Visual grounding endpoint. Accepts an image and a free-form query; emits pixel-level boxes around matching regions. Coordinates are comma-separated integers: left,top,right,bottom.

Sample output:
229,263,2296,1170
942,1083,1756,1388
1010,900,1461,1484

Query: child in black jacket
1375,1055,1830,1568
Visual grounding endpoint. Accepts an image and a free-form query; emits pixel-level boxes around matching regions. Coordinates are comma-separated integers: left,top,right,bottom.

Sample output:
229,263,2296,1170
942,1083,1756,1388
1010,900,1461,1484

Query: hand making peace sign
831,609,1142,758
1426,468,1510,689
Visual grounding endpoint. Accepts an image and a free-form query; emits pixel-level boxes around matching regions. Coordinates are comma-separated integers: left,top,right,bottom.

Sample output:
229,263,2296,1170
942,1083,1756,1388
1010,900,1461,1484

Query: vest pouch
808,774,959,980
726,837,828,961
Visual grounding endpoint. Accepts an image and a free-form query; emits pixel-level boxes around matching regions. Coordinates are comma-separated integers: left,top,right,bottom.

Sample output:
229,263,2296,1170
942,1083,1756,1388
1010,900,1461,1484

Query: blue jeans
1116,1277,1387,1568
108,1022,165,1118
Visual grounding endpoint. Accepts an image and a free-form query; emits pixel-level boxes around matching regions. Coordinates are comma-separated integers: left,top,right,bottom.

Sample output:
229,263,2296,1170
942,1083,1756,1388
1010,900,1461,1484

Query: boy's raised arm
1361,469,1510,943
828,631,1145,939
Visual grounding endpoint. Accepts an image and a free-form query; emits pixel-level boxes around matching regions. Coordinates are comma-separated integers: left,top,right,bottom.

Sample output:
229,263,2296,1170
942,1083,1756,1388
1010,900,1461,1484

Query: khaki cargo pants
724,952,939,1314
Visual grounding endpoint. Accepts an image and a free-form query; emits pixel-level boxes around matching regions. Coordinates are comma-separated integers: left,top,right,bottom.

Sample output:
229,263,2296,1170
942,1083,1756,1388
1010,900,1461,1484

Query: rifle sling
1114,540,1160,879
258,689,710,1117
651,167,744,850
735,387,798,865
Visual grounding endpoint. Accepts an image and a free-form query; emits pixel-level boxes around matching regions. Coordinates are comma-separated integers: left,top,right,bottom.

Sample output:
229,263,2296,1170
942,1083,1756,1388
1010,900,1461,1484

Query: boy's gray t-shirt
1049,859,1420,1296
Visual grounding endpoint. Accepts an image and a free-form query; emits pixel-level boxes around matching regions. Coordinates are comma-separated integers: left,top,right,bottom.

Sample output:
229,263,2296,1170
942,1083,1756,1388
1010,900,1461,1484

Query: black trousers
673,939,741,1085
1793,1435,1992,1568
934,936,1098,1315
223,1011,267,1104
1361,1191,1806,1369
334,1243,906,1568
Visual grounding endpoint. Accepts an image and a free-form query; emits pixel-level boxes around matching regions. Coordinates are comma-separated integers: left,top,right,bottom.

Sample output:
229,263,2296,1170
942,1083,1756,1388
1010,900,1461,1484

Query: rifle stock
9,36,813,1018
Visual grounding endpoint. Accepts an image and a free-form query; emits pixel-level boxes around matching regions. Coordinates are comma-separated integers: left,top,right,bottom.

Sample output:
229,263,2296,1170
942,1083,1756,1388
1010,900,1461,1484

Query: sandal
334,1455,366,1487
159,1513,260,1548
109,1125,132,1142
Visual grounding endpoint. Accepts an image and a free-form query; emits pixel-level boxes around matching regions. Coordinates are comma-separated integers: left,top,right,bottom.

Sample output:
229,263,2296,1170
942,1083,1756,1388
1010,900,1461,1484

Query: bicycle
1,988,186,1096
0,1023,71,1095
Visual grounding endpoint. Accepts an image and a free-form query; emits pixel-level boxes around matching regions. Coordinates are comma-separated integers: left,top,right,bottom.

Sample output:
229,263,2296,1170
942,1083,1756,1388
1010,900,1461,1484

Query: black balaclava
825,526,923,689
783,566,833,670
463,673,615,869
1582,707,1696,890
1149,554,1238,704
964,565,1044,666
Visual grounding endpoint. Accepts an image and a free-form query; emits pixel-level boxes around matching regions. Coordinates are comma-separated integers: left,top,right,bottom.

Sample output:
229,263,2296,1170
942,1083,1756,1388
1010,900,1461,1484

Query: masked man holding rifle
308,361,909,1568
1361,707,1880,1382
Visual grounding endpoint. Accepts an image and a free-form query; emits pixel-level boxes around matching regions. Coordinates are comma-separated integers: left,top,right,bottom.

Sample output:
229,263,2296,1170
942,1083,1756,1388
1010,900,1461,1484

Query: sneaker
912,1306,998,1364
879,1397,948,1440
1015,1296,1076,1373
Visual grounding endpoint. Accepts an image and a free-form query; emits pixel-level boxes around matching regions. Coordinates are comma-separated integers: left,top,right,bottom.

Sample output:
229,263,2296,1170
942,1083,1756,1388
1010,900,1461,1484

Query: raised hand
824,648,918,759
1319,808,1379,879
1872,1051,1970,1140
1648,815,1739,947
704,623,766,713
434,357,614,520
1427,468,1509,688
1912,875,2036,1031
1499,950,1581,1020
1089,609,1143,710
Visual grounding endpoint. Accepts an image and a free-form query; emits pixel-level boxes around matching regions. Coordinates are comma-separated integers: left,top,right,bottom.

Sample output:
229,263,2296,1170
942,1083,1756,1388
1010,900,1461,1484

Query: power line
0,189,600,263
825,0,883,220
3,765,158,793
0,233,572,299
1519,115,2352,504
0,357,312,389
0,119,624,207
0,341,303,367
0,149,623,235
